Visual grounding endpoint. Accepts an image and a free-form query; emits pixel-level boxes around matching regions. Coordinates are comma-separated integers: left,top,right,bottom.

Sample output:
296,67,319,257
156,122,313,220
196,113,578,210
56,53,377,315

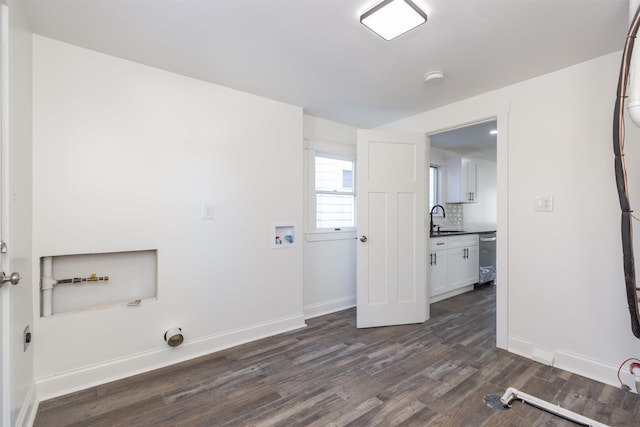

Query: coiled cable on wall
613,4,640,338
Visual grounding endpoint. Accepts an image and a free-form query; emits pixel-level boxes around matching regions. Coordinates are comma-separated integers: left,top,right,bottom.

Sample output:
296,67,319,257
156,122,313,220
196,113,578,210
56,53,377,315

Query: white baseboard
507,336,633,391
303,296,355,319
15,382,37,427
507,336,535,359
508,336,553,365
554,350,634,391
430,285,474,304
36,313,306,401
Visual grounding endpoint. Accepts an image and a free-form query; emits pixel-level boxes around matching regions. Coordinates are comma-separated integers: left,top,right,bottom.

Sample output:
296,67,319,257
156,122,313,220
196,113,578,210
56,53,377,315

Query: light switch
535,195,553,212
202,203,215,220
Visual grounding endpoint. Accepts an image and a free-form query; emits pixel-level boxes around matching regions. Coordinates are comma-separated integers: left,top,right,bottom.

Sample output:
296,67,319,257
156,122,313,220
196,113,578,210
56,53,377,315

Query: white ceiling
23,0,629,129
430,119,497,161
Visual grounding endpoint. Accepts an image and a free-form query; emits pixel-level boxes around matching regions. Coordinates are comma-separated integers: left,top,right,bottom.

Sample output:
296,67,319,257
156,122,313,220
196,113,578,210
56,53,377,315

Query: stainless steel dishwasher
479,232,496,284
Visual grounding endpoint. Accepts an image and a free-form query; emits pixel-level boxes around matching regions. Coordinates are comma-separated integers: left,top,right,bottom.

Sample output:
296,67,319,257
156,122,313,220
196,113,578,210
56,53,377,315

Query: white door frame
0,287,6,427
0,2,7,422
424,104,509,349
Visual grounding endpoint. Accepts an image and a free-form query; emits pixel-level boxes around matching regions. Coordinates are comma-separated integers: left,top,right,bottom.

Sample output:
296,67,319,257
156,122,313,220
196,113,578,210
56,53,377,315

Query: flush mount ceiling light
360,0,428,41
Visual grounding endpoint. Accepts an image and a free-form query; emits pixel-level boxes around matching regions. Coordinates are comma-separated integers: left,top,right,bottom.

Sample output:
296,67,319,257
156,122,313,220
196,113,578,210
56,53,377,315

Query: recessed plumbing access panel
40,250,157,317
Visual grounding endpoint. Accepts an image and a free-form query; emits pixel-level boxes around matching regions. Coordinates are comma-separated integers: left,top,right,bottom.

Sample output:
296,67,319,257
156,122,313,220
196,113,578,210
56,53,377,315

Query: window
429,165,439,211
305,139,356,234
315,155,355,230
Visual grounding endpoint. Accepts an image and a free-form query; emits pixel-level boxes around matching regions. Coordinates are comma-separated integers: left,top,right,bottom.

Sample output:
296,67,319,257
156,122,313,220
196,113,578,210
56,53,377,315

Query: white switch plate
535,195,553,212
202,203,215,220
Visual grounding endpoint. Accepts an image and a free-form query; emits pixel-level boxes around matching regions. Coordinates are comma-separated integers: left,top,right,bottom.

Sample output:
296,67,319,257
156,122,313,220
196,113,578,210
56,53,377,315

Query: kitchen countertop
429,229,496,238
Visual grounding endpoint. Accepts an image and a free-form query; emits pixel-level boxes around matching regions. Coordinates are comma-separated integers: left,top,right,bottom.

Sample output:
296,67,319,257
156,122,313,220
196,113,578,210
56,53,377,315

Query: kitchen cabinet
429,234,479,302
447,235,479,290
446,157,477,203
428,237,448,297
462,244,479,284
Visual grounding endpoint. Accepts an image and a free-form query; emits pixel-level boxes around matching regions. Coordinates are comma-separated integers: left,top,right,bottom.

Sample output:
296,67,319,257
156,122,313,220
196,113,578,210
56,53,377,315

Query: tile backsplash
431,203,463,230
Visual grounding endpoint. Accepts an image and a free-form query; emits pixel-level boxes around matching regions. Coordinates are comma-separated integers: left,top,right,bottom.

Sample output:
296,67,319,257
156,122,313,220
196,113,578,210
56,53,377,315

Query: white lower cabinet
429,234,479,302
428,238,448,296
461,244,479,285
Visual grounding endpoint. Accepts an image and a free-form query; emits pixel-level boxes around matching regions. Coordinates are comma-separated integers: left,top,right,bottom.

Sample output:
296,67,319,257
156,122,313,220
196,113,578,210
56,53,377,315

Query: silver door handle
360,235,368,242
0,271,20,286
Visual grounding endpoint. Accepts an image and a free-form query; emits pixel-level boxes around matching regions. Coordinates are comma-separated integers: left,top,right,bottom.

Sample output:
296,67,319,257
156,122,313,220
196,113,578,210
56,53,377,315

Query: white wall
32,36,305,399
6,0,35,425
384,51,640,389
302,115,357,318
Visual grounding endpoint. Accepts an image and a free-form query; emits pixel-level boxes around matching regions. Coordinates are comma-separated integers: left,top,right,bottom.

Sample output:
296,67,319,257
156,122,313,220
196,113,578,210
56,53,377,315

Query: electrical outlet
535,195,553,212
202,203,215,220
24,325,31,352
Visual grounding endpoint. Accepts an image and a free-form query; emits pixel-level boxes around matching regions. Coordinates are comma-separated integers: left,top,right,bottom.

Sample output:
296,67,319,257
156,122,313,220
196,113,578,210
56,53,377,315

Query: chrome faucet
429,204,446,234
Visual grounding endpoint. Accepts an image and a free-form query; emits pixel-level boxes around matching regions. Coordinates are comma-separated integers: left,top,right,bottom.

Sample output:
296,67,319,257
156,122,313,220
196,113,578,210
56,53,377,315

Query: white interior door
0,4,32,424
356,129,427,328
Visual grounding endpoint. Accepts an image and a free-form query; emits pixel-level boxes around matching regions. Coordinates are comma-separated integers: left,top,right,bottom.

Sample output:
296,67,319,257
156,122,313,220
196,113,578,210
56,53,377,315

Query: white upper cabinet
446,157,477,203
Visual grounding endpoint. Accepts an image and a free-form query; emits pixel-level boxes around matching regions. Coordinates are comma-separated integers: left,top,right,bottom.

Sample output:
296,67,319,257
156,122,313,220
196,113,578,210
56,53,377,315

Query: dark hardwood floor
35,285,640,426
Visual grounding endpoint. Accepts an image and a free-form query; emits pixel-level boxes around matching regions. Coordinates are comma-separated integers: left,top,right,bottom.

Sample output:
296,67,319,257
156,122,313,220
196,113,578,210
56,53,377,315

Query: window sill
304,230,357,242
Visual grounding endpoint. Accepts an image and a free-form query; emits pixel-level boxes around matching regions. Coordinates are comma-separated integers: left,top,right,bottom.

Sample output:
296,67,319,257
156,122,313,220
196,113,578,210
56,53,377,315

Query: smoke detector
424,71,444,83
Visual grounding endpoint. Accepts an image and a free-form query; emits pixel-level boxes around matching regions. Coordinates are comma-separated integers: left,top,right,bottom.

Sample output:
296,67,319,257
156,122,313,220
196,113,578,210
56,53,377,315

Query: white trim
508,337,554,366
35,314,306,401
507,335,534,359
304,138,356,157
14,383,37,427
419,102,510,350
304,296,356,319
304,231,356,242
0,4,8,425
0,287,8,427
429,285,474,303
554,350,630,391
508,336,636,392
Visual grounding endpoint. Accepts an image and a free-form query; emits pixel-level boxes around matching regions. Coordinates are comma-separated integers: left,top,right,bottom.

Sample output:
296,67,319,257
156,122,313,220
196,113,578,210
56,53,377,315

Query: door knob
360,235,368,242
0,271,21,286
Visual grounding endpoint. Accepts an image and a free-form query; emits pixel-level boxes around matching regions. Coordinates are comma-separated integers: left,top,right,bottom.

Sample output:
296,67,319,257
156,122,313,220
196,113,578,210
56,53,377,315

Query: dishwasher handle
479,236,496,242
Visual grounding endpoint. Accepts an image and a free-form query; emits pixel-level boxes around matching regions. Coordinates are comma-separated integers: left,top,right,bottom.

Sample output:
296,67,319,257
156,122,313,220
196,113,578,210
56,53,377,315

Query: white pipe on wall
500,387,609,427
41,256,55,317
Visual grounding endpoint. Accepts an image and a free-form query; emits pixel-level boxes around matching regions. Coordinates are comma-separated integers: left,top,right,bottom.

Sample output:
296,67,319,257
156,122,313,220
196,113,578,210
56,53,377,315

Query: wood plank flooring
34,285,640,426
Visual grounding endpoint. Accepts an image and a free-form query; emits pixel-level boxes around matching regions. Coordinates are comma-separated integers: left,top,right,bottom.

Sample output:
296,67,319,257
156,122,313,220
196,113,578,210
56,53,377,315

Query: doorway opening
425,113,507,350
429,119,497,231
